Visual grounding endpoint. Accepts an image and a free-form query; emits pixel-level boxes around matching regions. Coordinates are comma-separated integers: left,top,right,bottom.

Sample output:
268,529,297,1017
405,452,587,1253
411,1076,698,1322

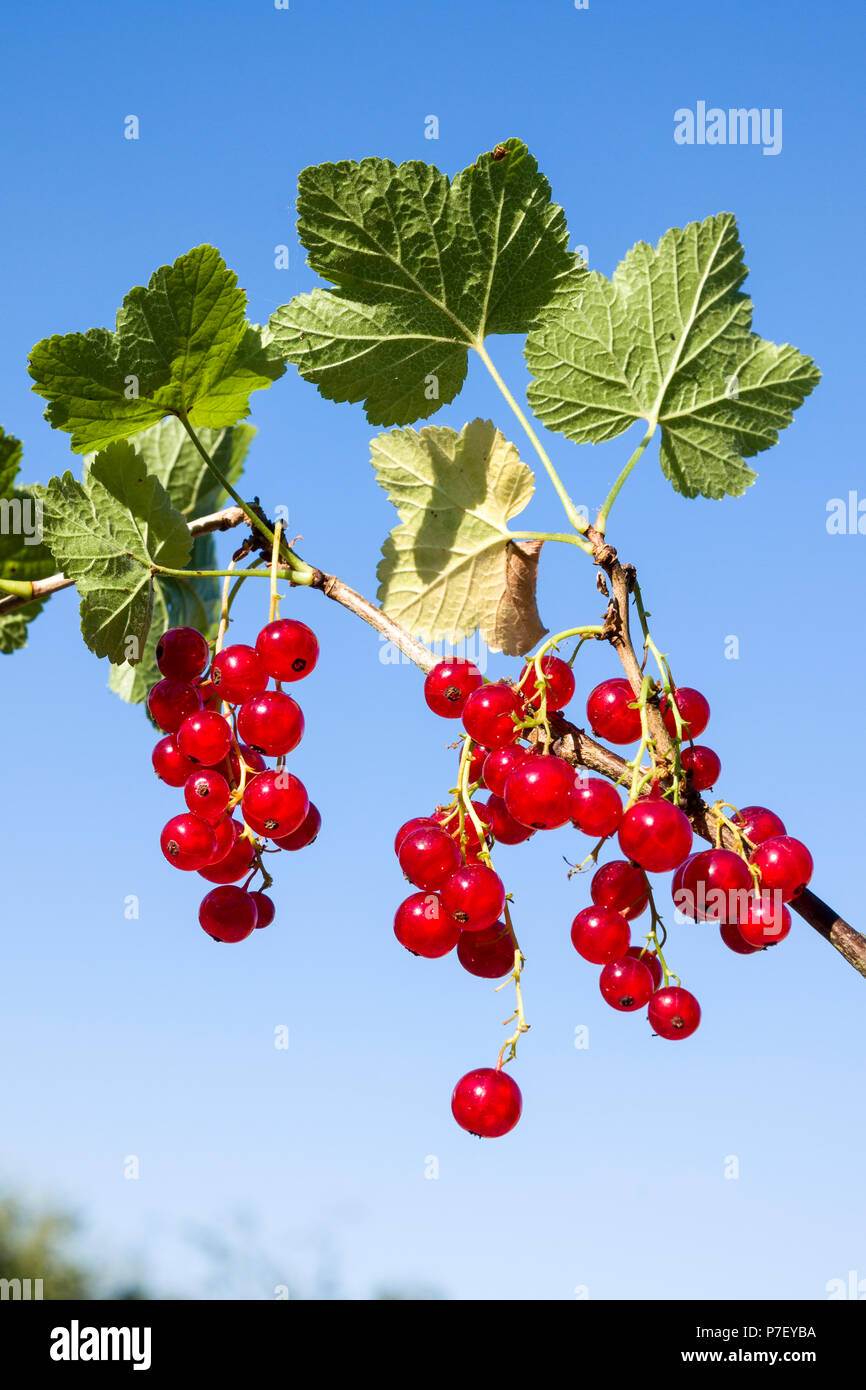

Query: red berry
600,956,654,1011
237,691,304,757
456,921,515,978
249,891,275,929
198,830,255,884
625,945,663,989
255,618,319,682
661,687,710,740
586,678,641,744
226,744,268,784
147,678,202,734
441,864,505,932
618,800,693,873
398,826,462,891
394,892,460,957
451,1067,522,1138
394,816,437,855
648,986,701,1040
736,892,792,947
467,743,490,784
184,769,231,823
196,678,221,711
423,659,484,718
504,755,575,830
570,906,630,964
751,836,813,902
681,745,721,791
482,746,528,798
208,814,239,866
199,885,258,943
433,802,491,852
591,860,649,920
177,710,233,766
210,644,268,704
160,813,217,871
485,794,535,845
521,655,575,711
719,922,763,955
462,683,525,749
734,805,787,846
273,802,321,851
677,848,752,923
242,770,309,839
152,734,198,787
155,626,210,682
570,778,624,837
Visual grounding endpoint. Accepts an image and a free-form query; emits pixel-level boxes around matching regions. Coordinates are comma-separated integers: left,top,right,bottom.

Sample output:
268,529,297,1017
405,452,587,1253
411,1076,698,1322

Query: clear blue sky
1,0,864,1300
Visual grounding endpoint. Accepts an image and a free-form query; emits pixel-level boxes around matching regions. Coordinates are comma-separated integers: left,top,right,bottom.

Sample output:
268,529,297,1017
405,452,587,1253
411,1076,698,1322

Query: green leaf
0,599,45,655
373,418,546,654
525,213,821,499
0,428,57,653
28,246,285,454
270,138,583,426
39,441,192,662
130,416,255,517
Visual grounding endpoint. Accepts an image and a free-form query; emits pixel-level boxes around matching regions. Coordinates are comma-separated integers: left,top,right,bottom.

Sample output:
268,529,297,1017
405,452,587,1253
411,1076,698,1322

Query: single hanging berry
625,946,663,989
462,683,525,749
177,710,233,767
521,655,575,711
184,769,231,823
394,816,438,855
677,848,752,923
451,1067,522,1138
249,891,276,929
482,745,528,798
441,864,505,932
661,687,710,740
199,885,258,943
586,678,642,744
237,690,304,757
152,734,198,788
398,826,462,892
570,906,630,964
750,836,813,902
570,778,624,837
155,626,210,682
734,805,787,846
210,644,268,705
255,618,319,682
273,803,322,851
735,892,792,947
680,745,722,791
618,799,693,873
147,678,202,734
393,892,461,958
242,771,309,839
719,922,763,955
456,921,515,979
591,860,649,920
423,659,484,718
160,813,217,872
599,956,655,1011
503,755,575,830
648,986,701,1040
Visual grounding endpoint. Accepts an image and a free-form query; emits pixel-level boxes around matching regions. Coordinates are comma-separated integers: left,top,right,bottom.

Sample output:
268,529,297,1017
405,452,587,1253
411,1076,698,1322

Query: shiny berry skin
199,885,258,943
591,860,649,920
482,745,528,798
462,683,525,749
570,778,624,838
394,892,461,958
237,691,304,757
423,659,484,718
678,848,752,923
177,710,233,767
681,745,721,791
504,755,575,830
625,946,663,989
198,831,255,884
451,1068,522,1138
570,906,630,964
736,893,793,947
586,678,642,744
485,794,535,845
432,802,491,853
249,891,275,929
661,687,710,740
467,743,490,783
457,921,515,979
210,644,268,705
751,836,813,902
618,799,693,873
152,734,198,787
184,769,231,823
398,826,462,891
441,864,505,932
226,744,268,784
207,814,238,866
719,922,763,955
160,813,217,872
600,956,655,1011
155,626,210,681
273,802,321,851
242,771,308,839
394,816,437,855
147,678,202,734
521,655,575,711
734,805,787,847
648,986,701,1040
255,618,319,682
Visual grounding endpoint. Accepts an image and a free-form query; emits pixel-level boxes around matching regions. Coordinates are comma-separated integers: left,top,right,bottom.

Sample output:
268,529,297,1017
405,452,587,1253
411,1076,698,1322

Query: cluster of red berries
399,657,814,1136
147,620,321,942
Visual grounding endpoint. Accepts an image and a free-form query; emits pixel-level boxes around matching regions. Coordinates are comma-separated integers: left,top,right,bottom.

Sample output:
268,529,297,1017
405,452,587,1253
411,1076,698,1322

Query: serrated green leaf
39,442,192,662
0,599,45,654
0,428,23,496
129,416,255,517
270,138,583,426
0,428,57,654
525,213,820,499
373,418,546,654
28,246,285,454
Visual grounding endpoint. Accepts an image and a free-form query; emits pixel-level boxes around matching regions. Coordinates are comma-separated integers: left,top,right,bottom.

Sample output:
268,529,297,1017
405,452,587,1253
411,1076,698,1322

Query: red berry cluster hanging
148,618,321,942
400,650,814,1138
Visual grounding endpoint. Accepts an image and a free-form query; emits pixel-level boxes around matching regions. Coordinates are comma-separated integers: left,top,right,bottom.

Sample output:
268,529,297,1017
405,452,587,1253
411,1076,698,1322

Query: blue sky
1,0,864,1299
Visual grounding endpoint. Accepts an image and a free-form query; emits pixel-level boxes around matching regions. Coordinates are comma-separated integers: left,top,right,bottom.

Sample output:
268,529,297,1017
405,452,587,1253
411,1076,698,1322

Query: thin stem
269,520,284,623
594,424,657,534
510,530,590,548
474,340,593,547
154,565,275,580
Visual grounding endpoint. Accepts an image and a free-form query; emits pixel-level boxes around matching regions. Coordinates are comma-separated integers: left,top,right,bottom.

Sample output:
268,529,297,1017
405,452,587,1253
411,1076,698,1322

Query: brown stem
307,567,437,673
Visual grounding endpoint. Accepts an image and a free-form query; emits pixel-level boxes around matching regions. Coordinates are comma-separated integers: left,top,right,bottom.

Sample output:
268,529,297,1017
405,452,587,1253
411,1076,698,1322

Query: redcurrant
736,892,792,947
441,864,505,932
184,769,231,823
242,770,309,839
570,906,630,964
485,794,535,845
423,659,484,717
504,755,575,830
451,1068,522,1138
600,956,654,1011
147,679,202,734
273,802,322,851
198,831,255,884
249,891,276,929
156,626,210,682
521,655,575,711
210,644,268,704
152,734,198,787
570,778,624,838
618,800,693,873
681,745,721,791
398,826,462,891
648,986,701,1040
177,710,233,766
237,691,304,757
734,805,787,846
591,860,649,920
751,836,813,902
456,921,515,979
678,848,752,923
393,892,461,958
661,687,710,740
160,813,217,872
199,885,258,943
482,746,528,798
625,945,663,989
462,683,525,749
586,678,642,744
255,618,319,682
